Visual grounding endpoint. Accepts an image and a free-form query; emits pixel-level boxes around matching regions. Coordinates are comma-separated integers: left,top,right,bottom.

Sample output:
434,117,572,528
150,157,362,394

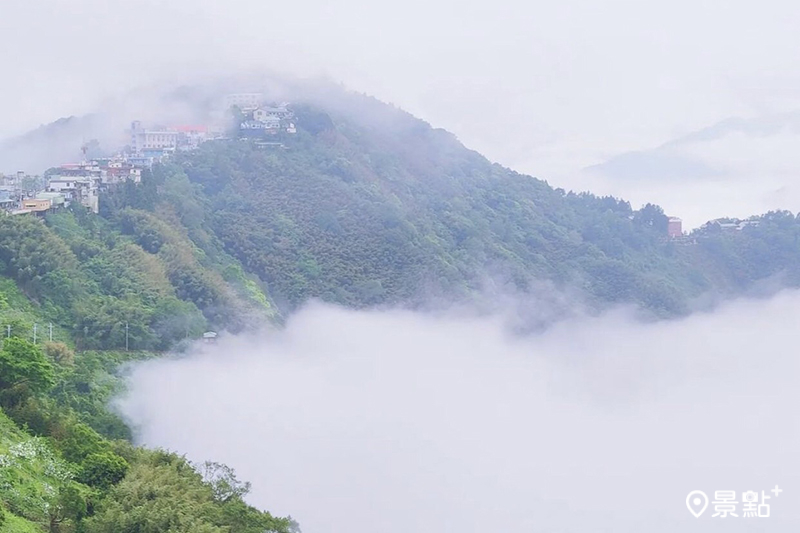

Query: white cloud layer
119,293,800,532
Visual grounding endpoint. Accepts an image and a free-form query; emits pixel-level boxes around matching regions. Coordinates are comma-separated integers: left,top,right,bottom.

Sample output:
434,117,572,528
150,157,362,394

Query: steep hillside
0,86,797,532
171,95,800,317
0,264,290,533
0,409,54,533
0,173,277,352
1,87,797,339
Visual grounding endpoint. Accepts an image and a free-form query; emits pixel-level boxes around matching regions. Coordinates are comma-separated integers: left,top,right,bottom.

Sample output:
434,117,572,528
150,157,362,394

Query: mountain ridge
0,83,797,533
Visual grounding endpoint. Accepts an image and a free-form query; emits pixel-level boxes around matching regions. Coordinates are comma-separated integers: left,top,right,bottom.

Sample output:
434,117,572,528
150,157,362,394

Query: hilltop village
0,93,296,215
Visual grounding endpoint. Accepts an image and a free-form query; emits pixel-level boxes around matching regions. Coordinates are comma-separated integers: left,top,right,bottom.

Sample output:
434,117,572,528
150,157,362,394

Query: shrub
78,452,129,490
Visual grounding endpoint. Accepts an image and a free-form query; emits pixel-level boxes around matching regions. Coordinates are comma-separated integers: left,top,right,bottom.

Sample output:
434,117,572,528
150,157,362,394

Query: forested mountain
0,86,798,533
173,93,799,317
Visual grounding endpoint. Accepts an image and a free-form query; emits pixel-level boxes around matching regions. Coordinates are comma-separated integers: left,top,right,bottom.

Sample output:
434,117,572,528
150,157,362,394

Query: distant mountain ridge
586,110,800,182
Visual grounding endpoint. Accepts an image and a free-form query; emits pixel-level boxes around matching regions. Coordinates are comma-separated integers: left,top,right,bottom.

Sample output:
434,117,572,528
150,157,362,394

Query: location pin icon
686,491,709,518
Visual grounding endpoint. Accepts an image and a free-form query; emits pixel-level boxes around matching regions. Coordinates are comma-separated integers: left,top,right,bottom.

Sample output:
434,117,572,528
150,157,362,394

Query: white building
129,121,179,155
103,165,142,184
253,105,292,121
250,112,282,129
132,130,178,153
224,93,263,112
47,178,99,213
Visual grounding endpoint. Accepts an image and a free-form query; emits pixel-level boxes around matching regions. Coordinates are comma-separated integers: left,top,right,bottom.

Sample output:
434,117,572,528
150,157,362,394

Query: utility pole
6,325,9,338
33,323,37,345
49,323,53,342
125,322,129,351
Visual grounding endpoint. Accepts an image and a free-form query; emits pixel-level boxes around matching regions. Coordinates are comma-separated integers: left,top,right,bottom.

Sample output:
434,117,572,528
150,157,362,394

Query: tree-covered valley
0,87,799,532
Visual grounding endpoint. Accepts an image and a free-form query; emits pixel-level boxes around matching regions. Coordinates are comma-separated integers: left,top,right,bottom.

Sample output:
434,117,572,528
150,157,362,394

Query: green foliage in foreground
0,339,55,400
84,452,290,533
0,353,292,533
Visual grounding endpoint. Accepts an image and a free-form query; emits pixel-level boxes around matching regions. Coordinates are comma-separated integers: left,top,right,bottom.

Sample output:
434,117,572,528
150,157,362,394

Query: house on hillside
240,119,281,137
35,192,66,210
667,217,683,238
0,192,16,213
47,178,99,213
224,93,263,112
254,105,292,121
246,104,295,136
20,198,51,215
132,129,178,154
126,154,156,168
99,157,142,184
174,125,210,151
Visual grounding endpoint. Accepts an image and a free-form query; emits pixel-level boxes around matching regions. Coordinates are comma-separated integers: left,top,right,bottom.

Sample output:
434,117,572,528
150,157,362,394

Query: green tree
54,421,109,463
85,454,229,533
196,461,251,503
45,481,91,533
78,452,129,490
0,337,55,397
85,452,290,533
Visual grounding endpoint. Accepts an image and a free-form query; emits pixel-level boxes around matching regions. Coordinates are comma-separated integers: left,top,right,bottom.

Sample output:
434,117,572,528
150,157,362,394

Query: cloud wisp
118,293,800,532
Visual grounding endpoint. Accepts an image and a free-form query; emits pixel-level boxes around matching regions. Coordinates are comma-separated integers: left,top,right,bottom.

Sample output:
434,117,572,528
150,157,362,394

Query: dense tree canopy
0,338,55,398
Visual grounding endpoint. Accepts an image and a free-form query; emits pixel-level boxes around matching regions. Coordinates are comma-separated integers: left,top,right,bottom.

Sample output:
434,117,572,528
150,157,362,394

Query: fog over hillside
119,292,800,532
5,1,800,224
3,2,800,532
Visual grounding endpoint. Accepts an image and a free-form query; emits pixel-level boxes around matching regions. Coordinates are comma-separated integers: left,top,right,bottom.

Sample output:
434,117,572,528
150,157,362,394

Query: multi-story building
130,124,178,155
223,93,263,112
174,125,209,151
240,119,281,136
47,177,99,213
96,157,142,184
103,165,142,184
667,217,683,238
253,105,292,121
57,162,105,181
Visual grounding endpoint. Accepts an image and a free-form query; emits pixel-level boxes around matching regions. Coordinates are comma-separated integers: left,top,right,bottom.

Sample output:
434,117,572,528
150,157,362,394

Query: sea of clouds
118,292,800,532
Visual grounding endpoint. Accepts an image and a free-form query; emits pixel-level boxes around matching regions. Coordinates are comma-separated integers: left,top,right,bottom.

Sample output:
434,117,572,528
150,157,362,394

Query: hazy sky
120,293,800,532
3,1,800,176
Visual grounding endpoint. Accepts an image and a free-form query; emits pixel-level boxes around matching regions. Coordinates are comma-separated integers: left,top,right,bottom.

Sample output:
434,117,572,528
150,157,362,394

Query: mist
119,292,800,532
5,1,800,224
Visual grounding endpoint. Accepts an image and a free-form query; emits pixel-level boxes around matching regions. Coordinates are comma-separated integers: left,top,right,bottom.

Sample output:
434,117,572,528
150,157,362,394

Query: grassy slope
0,409,60,532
